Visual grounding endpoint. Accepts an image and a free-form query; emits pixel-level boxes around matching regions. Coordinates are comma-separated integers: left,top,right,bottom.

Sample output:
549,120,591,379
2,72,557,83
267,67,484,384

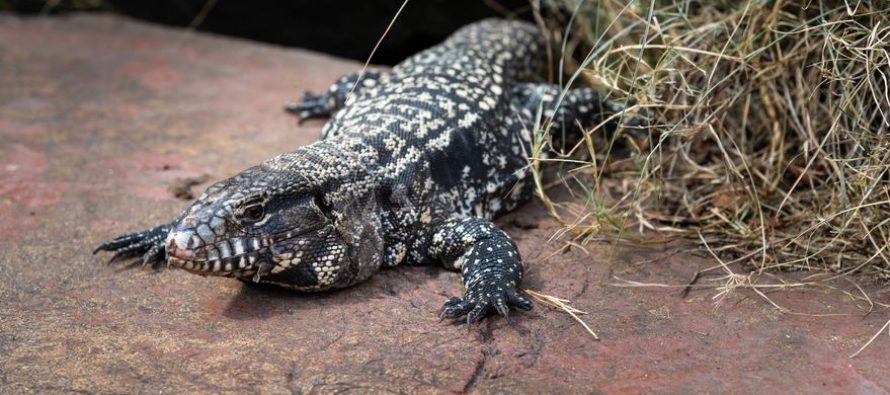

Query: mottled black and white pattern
96,19,620,322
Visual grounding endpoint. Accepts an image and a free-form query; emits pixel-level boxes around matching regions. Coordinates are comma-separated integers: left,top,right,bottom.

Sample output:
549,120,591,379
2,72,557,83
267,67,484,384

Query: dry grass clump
533,0,890,279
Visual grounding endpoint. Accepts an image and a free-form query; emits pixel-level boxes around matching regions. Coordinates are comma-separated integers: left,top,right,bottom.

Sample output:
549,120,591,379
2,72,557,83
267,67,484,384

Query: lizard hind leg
284,71,384,123
284,91,336,124
512,83,649,152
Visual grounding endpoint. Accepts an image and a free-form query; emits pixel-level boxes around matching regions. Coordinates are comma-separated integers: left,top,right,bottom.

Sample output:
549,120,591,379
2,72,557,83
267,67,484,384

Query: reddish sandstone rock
0,14,887,394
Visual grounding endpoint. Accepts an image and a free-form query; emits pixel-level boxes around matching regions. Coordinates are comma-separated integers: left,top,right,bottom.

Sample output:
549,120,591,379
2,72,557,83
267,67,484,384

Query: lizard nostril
188,235,202,249
166,231,196,258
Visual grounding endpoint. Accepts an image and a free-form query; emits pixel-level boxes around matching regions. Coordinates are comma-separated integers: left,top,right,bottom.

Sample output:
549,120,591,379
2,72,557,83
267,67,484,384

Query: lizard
94,18,627,323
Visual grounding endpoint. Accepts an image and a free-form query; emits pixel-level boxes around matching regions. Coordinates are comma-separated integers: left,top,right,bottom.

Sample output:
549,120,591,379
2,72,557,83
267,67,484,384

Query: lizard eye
240,204,265,222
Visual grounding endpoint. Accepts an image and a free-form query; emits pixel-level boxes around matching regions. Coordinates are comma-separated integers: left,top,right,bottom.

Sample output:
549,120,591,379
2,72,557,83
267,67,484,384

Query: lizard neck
260,138,381,206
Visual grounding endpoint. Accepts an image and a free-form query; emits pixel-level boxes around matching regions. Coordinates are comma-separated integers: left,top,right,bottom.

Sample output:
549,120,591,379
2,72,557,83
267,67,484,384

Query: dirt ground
1,14,888,394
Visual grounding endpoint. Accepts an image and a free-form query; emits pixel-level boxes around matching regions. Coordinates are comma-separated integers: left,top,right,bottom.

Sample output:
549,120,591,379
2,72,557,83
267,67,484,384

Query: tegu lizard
95,19,626,322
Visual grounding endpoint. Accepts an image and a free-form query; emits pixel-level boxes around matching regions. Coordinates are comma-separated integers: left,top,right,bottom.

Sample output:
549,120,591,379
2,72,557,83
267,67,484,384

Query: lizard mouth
166,235,272,278
167,252,266,278
165,225,331,279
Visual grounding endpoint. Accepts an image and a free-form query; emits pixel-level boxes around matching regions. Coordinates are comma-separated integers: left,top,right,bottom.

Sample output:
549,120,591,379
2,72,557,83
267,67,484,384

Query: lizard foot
604,99,650,132
93,224,170,269
440,278,533,323
284,91,334,124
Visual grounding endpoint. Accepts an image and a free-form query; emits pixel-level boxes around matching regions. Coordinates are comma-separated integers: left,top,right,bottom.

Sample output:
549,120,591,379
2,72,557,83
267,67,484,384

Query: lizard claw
140,242,164,270
284,91,335,124
440,285,532,323
94,224,171,271
440,297,473,319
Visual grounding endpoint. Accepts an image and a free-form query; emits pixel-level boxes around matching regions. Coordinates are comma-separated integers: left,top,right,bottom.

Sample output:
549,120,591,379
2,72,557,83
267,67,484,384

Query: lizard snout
165,229,197,259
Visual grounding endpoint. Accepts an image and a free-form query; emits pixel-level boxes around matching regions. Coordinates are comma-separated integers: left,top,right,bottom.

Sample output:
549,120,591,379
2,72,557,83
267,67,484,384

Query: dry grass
531,0,890,280
526,289,601,340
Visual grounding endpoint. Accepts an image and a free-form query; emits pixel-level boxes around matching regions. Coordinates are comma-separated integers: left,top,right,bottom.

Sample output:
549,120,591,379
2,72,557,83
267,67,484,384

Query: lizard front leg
93,223,172,268
284,71,384,123
425,217,533,323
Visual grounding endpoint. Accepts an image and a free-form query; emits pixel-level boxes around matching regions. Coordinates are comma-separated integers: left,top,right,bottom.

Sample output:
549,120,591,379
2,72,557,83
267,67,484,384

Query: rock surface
1,14,888,394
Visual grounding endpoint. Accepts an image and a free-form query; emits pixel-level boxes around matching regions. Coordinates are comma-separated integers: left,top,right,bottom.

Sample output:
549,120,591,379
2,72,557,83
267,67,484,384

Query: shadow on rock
220,266,442,321
221,281,334,320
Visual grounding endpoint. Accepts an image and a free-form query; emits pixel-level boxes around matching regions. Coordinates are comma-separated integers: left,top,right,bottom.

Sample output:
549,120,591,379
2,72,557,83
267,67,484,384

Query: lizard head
164,149,383,290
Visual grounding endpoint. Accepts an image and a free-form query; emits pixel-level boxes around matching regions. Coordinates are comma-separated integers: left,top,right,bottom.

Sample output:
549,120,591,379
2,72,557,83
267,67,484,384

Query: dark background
5,0,533,64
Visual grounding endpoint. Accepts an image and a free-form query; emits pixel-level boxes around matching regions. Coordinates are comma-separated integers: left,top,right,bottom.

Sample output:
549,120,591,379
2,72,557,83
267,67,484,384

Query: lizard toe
466,302,491,324
95,224,170,270
507,290,533,311
440,297,474,319
441,285,531,323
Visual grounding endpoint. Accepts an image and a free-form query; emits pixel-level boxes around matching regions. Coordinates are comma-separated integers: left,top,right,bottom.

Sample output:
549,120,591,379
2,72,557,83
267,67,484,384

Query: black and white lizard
95,19,625,322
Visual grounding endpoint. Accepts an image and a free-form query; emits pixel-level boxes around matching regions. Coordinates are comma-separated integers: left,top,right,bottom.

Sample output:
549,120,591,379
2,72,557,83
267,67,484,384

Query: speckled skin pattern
96,19,613,322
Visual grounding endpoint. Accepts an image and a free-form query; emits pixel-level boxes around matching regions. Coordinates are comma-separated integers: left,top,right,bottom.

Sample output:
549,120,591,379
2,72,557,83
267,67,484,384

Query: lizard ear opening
313,192,334,221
